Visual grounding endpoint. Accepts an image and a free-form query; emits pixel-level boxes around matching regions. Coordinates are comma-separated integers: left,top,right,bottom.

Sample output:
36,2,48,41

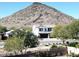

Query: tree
52,20,79,39
24,31,39,48
12,27,32,39
0,25,7,33
4,37,24,54
58,25,70,39
59,20,79,39
50,24,63,38
21,26,32,32
12,29,26,39
68,20,79,39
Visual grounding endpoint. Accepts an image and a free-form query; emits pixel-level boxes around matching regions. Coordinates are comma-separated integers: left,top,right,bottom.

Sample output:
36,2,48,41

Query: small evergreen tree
24,31,39,48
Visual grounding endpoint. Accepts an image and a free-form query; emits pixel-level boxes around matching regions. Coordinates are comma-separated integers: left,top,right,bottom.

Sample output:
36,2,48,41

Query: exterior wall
32,25,39,36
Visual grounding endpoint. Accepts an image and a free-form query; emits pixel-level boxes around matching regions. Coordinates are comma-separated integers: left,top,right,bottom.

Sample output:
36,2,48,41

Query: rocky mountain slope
0,2,74,28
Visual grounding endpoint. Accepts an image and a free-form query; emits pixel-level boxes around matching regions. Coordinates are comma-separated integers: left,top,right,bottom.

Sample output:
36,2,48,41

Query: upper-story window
48,28,52,31
39,27,52,32
45,28,47,32
39,28,43,31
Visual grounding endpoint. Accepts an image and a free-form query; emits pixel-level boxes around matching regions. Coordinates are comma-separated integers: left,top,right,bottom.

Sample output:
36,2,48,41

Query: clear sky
0,2,79,19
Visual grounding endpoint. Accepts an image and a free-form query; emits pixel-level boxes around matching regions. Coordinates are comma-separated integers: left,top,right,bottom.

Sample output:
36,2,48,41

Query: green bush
68,42,78,47
51,20,79,39
12,29,26,39
51,44,57,48
4,37,24,52
0,25,7,33
24,31,39,48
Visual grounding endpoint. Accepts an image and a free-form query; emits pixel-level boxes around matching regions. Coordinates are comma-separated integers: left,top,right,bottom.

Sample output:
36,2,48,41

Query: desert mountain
0,2,74,28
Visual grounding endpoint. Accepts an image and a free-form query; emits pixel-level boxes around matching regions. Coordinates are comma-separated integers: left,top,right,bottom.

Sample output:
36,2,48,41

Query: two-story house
32,24,55,38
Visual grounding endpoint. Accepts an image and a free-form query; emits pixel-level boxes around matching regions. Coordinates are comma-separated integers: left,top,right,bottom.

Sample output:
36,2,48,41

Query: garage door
39,33,48,38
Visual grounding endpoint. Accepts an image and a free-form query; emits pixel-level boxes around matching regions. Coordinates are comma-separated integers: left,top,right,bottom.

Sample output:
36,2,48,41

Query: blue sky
0,2,79,19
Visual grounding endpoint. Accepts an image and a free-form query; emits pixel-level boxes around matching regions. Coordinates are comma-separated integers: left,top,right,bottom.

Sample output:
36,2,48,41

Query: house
32,24,55,38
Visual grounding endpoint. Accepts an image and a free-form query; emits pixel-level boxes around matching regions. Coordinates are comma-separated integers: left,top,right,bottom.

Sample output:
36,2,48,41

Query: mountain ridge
0,2,74,28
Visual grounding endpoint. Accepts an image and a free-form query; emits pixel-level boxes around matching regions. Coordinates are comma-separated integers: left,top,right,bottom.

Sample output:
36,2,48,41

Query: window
39,28,43,31
48,28,52,31
45,28,47,31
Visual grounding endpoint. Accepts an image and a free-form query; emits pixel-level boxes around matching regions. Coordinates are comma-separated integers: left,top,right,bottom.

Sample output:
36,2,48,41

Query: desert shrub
51,44,57,48
4,37,24,53
24,31,39,48
68,42,78,47
0,25,7,33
